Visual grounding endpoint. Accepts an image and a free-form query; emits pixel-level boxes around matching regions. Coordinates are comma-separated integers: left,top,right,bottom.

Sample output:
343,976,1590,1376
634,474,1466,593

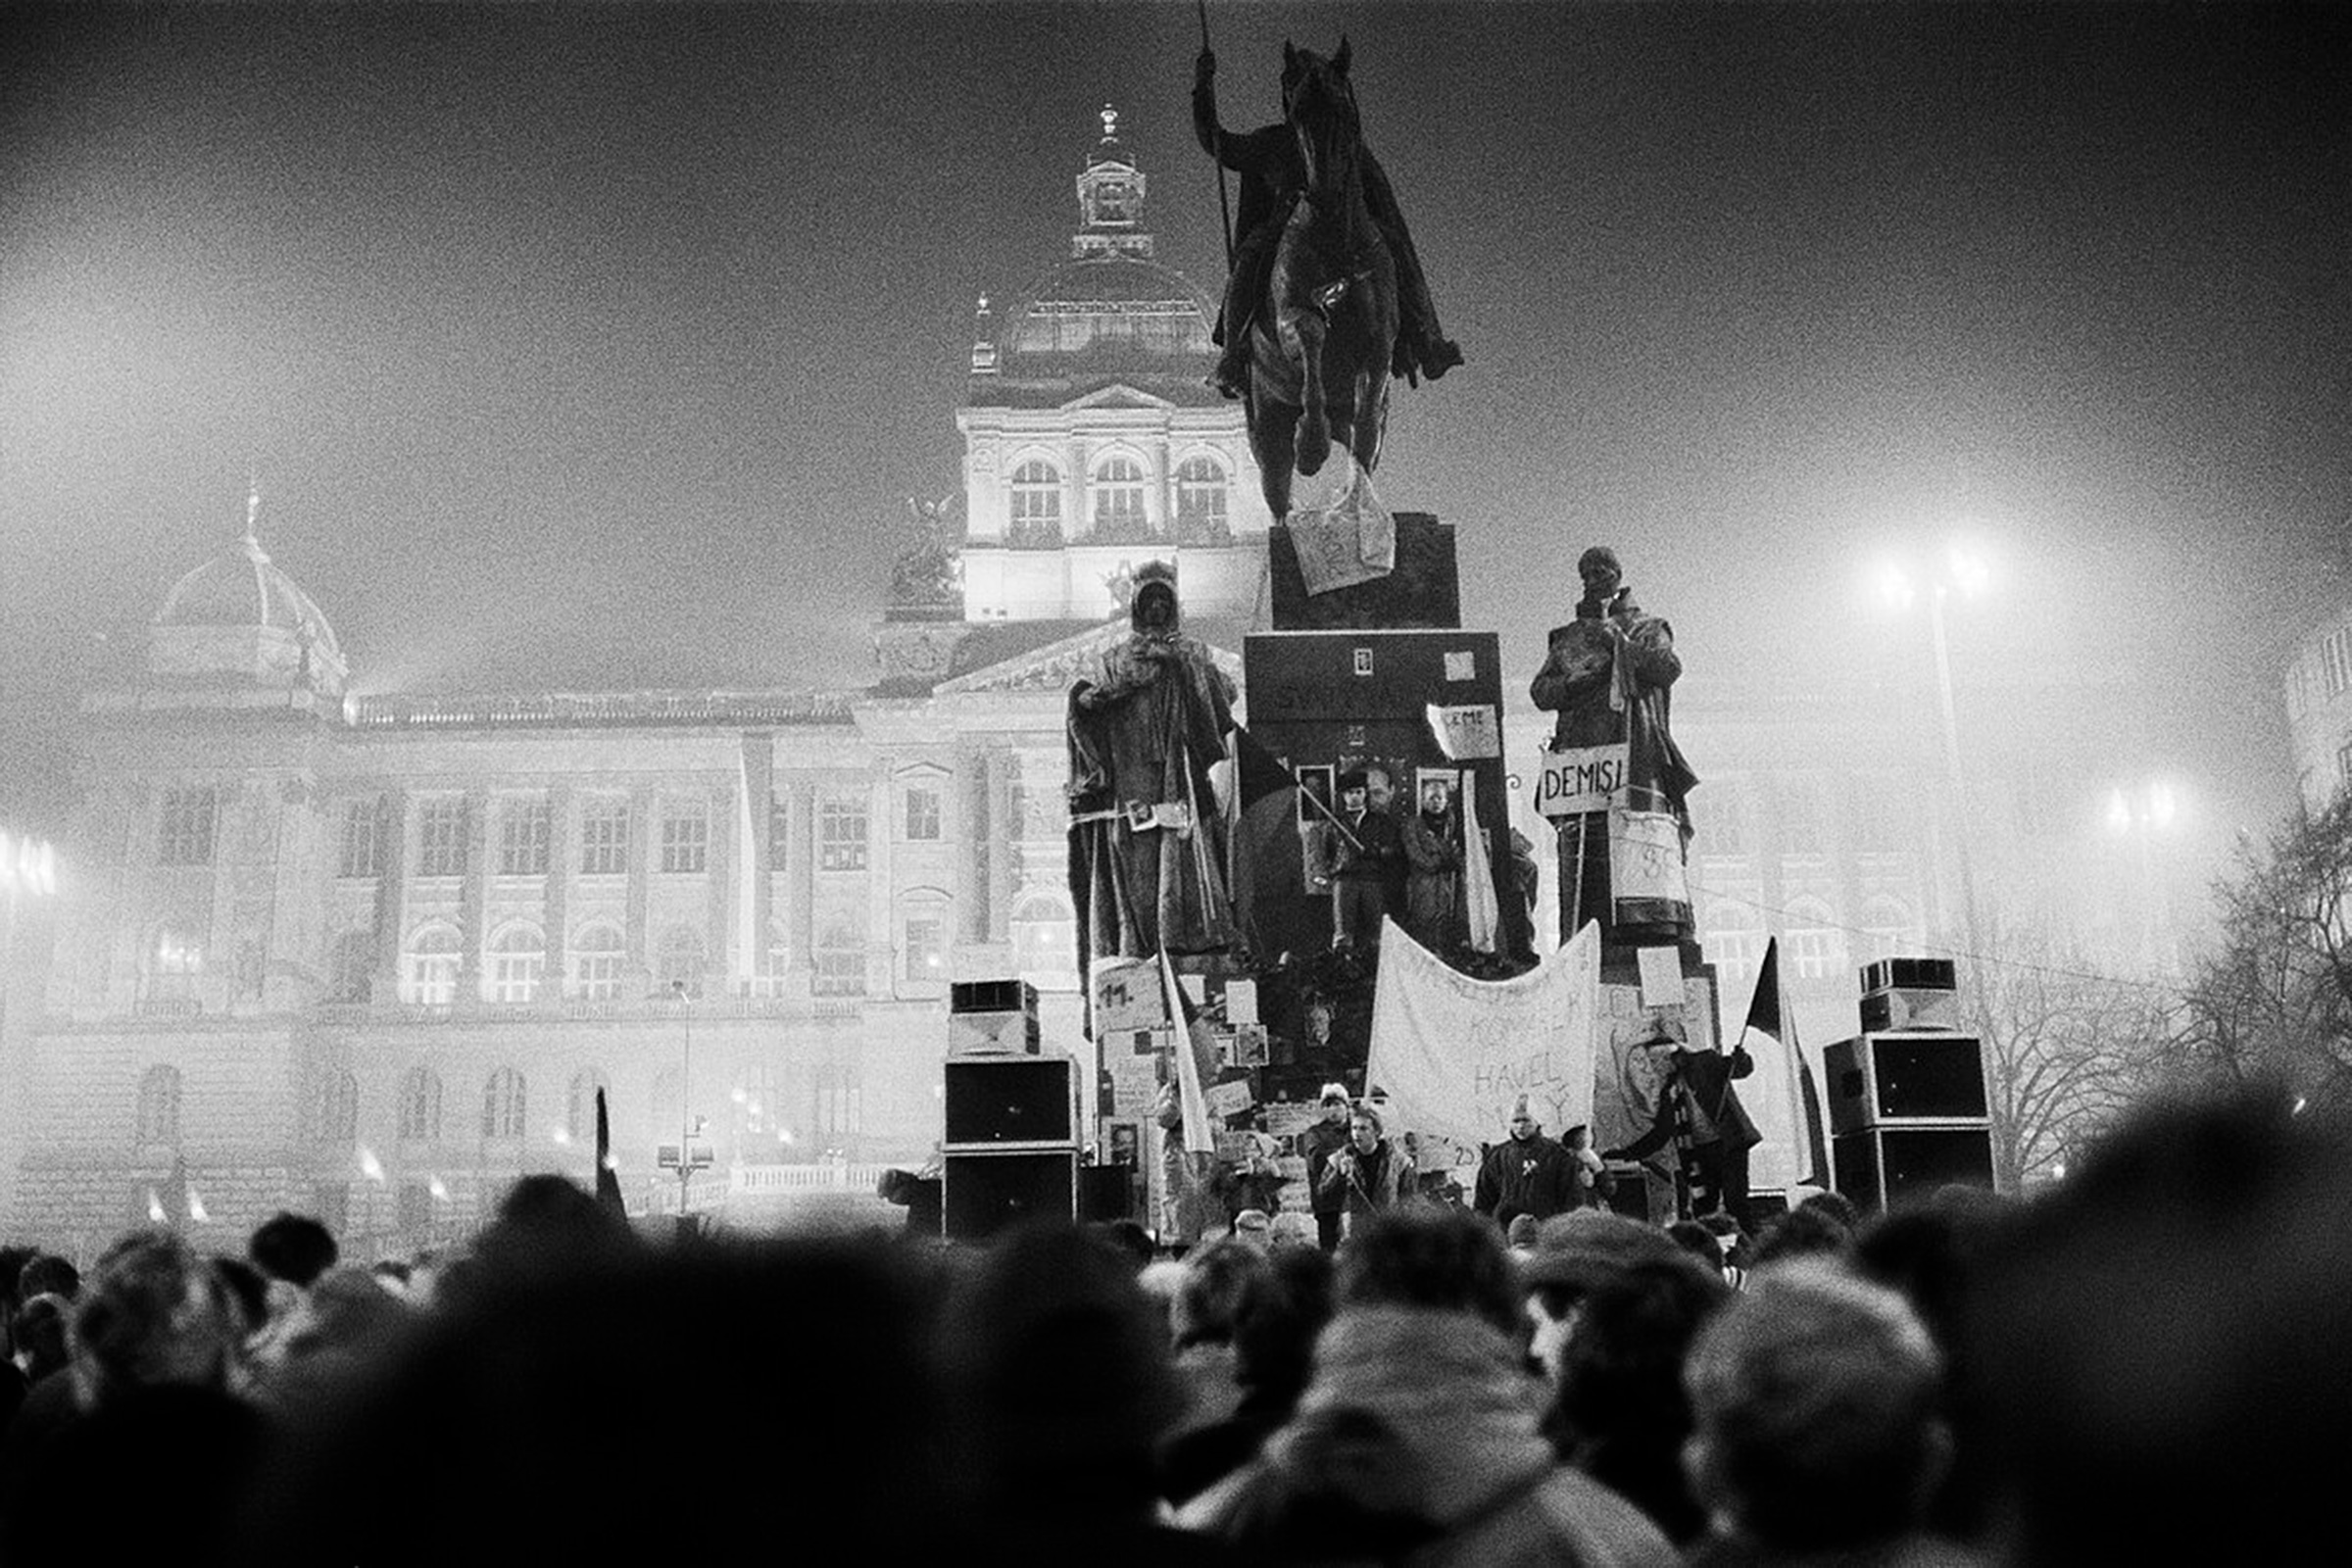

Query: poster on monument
1364,917,1601,1180
1590,973,1720,1156
1610,807,1692,924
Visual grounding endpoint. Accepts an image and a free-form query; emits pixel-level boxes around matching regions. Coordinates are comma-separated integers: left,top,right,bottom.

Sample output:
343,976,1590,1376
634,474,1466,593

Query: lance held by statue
1067,563,1238,983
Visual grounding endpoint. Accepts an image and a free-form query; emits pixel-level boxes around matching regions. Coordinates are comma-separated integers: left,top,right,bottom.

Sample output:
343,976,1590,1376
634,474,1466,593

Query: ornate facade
5,112,1258,1257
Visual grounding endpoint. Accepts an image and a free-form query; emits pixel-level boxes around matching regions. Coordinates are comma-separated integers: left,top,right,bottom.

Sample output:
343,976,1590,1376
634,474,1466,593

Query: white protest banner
1533,744,1630,817
1365,918,1601,1174
1426,703,1502,761
1610,808,1691,918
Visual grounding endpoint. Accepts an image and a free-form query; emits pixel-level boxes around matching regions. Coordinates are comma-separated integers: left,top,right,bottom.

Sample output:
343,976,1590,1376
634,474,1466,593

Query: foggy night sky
3,2,2346,872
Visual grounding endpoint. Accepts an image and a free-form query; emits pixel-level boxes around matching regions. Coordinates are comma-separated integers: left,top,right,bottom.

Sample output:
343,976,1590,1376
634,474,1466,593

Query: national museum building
6,110,2127,1252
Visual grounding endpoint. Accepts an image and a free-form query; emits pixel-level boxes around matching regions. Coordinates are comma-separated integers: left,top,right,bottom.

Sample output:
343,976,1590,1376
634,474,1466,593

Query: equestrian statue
1194,39,1463,518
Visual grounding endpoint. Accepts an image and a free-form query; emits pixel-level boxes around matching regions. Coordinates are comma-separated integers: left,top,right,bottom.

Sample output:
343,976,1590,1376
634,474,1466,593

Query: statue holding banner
1531,547,1697,947
1067,563,1238,976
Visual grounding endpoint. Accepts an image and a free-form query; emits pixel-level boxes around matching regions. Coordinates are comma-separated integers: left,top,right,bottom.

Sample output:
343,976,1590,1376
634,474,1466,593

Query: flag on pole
1155,947,1216,1152
1226,725,1305,956
1737,937,1831,1192
593,1087,627,1219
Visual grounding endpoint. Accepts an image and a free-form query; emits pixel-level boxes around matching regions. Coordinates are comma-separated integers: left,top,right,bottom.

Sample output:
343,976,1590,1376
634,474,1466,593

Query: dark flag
593,1087,627,1219
1226,724,1313,958
1739,937,1831,1190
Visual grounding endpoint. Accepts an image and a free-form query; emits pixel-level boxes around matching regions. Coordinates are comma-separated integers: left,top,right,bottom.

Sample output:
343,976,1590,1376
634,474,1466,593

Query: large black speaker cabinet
1267,512,1461,629
943,1151,1077,1241
1077,1162,1135,1223
1824,1034,1988,1136
1832,1124,1995,1215
943,1055,1078,1148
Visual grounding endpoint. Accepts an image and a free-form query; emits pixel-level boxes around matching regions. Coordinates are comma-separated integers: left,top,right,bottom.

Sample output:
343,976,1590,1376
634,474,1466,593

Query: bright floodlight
2106,789,2133,834
2148,782,2179,828
358,1147,386,1183
428,1175,451,1201
1946,543,1991,596
1873,562,1915,611
551,1125,572,1146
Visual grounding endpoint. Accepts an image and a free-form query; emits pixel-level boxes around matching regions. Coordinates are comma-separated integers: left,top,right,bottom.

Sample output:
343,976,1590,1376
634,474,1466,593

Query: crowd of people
0,1087,2343,1564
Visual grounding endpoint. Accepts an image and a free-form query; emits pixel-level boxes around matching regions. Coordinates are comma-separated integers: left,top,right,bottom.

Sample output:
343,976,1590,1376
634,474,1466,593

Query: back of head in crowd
1684,1259,1947,1553
1339,1204,1520,1336
1548,1252,1728,1544
70,1228,244,1407
1959,1089,2352,1564
248,1211,339,1289
249,1232,951,1562
17,1253,79,1304
1173,1236,1270,1350
938,1221,1181,1551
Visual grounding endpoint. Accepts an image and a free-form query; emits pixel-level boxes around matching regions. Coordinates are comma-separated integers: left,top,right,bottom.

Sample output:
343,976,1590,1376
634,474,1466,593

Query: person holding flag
1603,1021,1759,1229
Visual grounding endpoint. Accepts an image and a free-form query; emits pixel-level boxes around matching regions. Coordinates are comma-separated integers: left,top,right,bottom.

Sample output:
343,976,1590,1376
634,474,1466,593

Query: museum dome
975,105,1218,393
145,491,349,698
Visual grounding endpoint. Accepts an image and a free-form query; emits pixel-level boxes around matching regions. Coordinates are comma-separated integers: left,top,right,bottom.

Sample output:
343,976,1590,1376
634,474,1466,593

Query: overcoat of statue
1194,39,1462,517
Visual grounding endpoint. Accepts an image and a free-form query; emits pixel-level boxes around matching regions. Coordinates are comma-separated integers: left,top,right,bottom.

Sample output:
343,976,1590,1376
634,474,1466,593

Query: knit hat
1319,1083,1351,1106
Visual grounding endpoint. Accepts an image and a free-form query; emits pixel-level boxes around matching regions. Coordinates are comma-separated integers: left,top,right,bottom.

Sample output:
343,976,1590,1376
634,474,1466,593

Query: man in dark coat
1300,1084,1355,1252
1604,1027,1759,1229
1327,770,1401,954
1473,1095,1600,1223
1193,43,1463,399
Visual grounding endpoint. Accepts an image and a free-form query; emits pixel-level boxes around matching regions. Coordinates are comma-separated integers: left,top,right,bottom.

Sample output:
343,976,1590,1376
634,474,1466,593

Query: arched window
325,930,374,1004
308,1068,359,1147
487,923,545,1004
398,1067,444,1144
655,926,707,999
482,1067,526,1140
1091,452,1149,538
813,913,865,997
134,1064,182,1147
1785,899,1850,984
401,924,462,1006
1173,455,1230,540
1008,459,1062,537
571,923,625,1002
568,1069,610,1145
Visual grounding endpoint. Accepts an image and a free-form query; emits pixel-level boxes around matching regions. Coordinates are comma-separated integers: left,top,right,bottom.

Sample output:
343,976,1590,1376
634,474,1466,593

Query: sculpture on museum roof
885,493,963,619
1193,38,1462,517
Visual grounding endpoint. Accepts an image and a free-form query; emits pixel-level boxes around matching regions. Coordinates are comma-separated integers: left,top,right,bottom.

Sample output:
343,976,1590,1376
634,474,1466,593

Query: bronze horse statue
1244,41,1397,519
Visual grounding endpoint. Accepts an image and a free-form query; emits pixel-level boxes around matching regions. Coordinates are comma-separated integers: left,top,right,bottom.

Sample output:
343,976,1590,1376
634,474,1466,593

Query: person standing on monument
1603,1025,1759,1230
1398,772,1462,952
1327,769,1400,954
1192,42,1463,401
1316,1105,1416,1233
1531,547,1697,944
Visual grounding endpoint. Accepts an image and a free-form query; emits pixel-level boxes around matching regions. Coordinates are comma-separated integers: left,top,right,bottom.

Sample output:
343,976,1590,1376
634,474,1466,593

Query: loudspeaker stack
942,979,1078,1241
1826,957,1995,1213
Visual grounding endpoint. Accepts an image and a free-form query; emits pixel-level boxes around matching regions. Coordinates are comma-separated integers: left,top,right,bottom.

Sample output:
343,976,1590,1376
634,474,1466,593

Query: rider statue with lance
1193,38,1464,403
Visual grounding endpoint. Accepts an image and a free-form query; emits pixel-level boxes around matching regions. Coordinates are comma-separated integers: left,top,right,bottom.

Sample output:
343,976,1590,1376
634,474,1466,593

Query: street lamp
1876,546,1991,945
660,977,712,1220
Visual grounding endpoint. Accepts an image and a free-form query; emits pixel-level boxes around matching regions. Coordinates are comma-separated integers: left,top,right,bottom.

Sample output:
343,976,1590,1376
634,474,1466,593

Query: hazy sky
3,2,2346,848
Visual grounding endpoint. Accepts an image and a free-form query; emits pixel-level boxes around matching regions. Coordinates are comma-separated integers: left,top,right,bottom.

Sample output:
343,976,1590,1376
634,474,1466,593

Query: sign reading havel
1533,743,1630,817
